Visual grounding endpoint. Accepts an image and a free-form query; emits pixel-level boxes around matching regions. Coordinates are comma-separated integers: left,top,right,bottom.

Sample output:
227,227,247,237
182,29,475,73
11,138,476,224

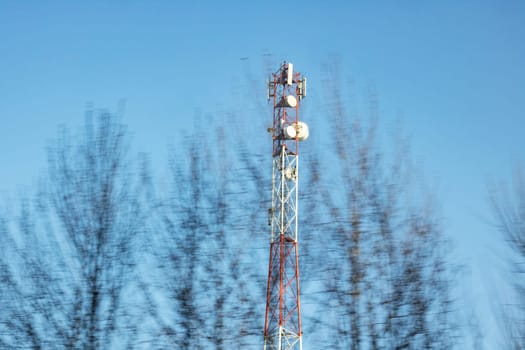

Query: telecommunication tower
263,62,308,350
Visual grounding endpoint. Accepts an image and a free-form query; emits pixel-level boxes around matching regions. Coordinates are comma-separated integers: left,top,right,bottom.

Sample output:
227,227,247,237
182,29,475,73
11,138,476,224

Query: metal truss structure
263,62,307,350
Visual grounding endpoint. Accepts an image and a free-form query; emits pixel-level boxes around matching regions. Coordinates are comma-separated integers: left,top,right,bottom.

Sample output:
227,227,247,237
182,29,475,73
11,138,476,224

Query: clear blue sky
1,1,524,348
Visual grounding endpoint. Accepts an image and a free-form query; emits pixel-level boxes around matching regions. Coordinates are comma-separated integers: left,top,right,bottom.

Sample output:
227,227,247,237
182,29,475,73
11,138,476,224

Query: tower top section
267,62,308,157
267,62,307,101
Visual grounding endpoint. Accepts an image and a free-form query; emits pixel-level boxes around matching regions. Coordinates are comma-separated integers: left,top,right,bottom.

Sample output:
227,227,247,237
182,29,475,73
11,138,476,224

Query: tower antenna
263,61,308,350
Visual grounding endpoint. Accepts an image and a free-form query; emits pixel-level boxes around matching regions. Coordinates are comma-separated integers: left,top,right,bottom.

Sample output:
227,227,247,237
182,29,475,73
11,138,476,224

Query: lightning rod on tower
263,62,308,350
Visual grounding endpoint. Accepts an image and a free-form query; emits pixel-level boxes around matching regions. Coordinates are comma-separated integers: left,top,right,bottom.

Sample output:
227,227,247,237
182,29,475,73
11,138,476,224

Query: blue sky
1,1,524,348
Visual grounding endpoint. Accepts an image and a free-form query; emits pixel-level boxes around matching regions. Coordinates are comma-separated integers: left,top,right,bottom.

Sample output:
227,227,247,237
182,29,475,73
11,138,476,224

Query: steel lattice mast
263,62,308,350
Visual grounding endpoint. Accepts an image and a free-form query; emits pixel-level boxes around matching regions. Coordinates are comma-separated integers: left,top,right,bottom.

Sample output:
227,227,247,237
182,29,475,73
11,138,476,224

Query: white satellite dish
283,121,309,141
284,124,297,139
277,95,297,108
286,95,297,107
294,121,309,141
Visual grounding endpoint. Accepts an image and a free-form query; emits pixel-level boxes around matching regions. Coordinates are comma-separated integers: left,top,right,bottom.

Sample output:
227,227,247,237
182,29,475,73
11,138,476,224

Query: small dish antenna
277,95,297,108
283,121,309,141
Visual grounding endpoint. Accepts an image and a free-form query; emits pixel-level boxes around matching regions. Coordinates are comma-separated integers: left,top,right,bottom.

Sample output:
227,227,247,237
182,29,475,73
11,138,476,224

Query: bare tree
0,108,149,349
298,63,456,349
146,117,267,349
48,109,150,349
490,168,525,349
0,199,60,349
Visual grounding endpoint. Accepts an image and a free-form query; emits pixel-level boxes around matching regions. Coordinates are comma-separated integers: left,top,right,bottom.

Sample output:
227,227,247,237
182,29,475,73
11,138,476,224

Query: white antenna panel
287,63,294,85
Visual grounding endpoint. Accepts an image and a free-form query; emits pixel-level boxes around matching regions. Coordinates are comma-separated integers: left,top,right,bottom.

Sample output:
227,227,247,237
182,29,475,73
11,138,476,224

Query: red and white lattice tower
263,62,308,350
